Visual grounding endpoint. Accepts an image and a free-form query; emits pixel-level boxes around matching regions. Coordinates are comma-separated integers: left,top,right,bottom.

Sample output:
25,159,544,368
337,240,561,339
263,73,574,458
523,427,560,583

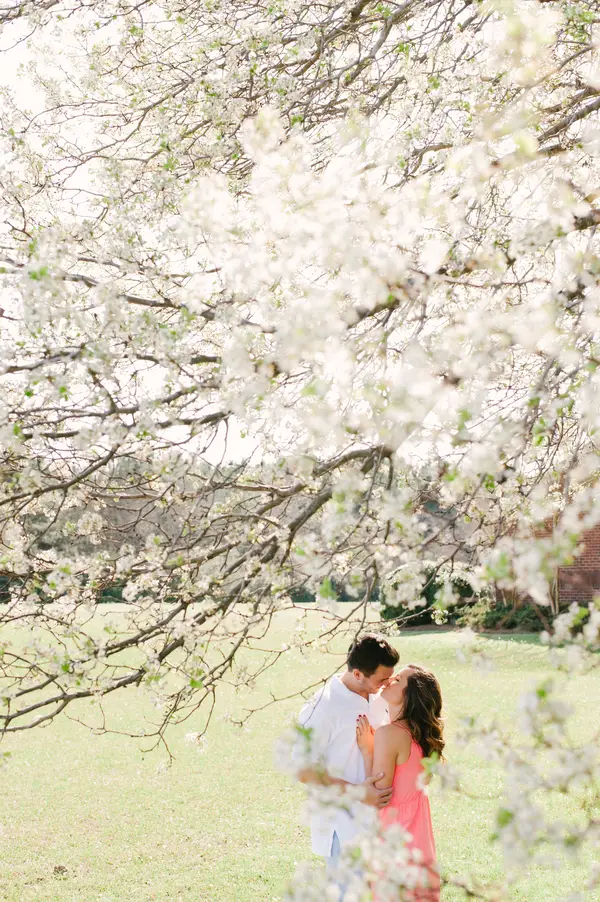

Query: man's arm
297,766,393,808
294,694,392,807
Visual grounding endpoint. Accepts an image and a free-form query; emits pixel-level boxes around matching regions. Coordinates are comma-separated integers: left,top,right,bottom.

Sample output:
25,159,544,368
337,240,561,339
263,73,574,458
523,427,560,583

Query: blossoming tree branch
0,0,599,895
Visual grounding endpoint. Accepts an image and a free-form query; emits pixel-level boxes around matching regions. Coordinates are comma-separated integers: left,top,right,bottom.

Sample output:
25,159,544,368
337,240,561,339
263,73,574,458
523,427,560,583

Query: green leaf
28,266,49,281
318,578,337,600
496,808,514,828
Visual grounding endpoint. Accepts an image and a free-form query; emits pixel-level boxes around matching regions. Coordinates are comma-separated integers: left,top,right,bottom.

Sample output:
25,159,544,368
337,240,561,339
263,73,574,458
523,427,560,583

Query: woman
356,664,444,901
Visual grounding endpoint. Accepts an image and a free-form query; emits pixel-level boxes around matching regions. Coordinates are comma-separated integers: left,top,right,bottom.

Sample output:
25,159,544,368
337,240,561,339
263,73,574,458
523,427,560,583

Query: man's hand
361,773,393,808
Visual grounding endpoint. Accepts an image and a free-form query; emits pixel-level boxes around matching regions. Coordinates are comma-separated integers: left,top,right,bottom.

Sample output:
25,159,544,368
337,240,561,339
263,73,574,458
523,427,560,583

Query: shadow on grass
479,631,542,645
399,627,543,645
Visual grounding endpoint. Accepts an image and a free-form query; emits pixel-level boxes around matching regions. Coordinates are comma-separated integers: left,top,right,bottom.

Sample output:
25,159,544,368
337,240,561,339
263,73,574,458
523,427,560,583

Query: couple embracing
296,634,443,900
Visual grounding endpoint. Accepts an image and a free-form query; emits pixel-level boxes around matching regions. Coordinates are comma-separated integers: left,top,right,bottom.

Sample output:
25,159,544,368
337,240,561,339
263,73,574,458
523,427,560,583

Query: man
296,633,400,867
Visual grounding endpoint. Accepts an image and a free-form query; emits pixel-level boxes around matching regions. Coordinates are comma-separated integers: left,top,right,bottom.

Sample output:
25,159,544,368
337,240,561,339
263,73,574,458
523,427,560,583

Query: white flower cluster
1,0,600,897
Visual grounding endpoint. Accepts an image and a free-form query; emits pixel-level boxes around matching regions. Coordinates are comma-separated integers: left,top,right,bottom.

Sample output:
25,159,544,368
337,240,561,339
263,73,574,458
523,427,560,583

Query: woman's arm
372,725,409,789
296,706,392,807
356,714,375,777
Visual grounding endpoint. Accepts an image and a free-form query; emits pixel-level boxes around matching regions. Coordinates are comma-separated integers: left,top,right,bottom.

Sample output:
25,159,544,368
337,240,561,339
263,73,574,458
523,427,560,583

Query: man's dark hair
346,633,399,676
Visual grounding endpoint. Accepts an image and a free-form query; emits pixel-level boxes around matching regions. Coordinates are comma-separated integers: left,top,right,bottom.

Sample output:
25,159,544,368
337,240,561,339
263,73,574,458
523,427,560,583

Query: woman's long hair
398,664,445,760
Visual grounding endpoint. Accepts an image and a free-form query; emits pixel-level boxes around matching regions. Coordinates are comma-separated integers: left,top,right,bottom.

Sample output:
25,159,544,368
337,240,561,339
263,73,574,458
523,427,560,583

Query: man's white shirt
297,675,390,856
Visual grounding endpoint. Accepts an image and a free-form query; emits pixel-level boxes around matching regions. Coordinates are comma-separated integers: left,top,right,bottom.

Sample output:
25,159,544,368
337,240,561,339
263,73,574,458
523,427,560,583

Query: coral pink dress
378,723,440,902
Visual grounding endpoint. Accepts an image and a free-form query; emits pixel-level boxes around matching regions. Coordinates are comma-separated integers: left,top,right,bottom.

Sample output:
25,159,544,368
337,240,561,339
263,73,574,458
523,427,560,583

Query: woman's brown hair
399,664,445,760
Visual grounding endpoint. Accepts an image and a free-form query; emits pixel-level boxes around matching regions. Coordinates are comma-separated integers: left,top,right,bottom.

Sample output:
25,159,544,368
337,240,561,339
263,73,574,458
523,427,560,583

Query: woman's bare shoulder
375,722,411,750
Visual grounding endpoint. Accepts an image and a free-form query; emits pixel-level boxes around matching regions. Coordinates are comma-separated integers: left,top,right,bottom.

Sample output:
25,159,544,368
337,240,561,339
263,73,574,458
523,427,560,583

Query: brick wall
557,522,600,605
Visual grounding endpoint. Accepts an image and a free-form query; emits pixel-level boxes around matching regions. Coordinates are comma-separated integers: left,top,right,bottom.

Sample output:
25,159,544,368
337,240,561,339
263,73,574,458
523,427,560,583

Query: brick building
557,522,600,605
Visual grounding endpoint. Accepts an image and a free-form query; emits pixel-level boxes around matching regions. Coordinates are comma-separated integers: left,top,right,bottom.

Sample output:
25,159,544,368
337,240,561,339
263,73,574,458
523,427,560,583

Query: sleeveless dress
377,723,440,902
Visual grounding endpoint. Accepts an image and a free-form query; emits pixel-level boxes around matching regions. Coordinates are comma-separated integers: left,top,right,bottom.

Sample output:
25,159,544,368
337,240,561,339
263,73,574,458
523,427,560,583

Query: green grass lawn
0,607,598,901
